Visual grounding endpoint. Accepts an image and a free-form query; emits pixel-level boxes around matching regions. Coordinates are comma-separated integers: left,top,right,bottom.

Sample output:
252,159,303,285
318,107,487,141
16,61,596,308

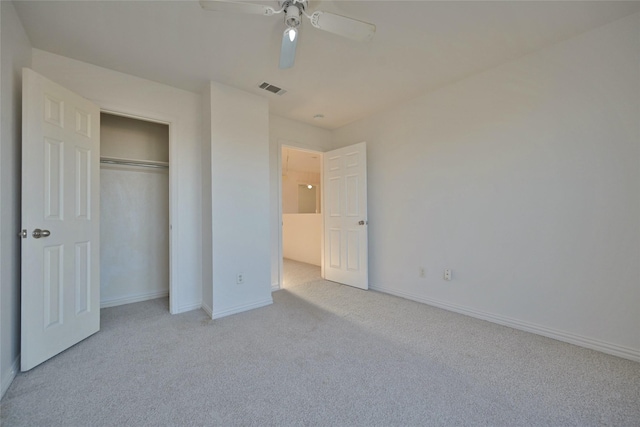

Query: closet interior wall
100,113,170,308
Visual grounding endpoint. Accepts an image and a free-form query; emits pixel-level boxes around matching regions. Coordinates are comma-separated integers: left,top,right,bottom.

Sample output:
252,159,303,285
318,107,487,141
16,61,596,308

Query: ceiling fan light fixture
285,4,301,28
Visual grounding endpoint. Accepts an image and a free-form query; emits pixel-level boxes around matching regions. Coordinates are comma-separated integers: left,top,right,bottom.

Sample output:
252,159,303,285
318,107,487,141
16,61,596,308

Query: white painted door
21,68,101,371
323,142,368,289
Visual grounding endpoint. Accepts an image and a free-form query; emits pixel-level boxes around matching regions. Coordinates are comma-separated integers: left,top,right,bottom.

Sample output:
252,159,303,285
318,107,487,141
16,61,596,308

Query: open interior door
21,68,101,371
323,142,368,289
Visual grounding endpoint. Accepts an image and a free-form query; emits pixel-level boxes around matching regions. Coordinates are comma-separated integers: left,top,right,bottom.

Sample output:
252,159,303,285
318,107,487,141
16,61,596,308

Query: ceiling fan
199,0,376,69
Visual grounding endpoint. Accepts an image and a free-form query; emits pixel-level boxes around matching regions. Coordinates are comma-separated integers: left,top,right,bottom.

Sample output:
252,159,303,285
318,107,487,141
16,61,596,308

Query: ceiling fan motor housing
285,4,302,28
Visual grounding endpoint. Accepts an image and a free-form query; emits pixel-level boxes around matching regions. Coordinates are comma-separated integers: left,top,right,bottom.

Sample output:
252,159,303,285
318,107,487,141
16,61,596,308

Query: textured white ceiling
13,0,640,129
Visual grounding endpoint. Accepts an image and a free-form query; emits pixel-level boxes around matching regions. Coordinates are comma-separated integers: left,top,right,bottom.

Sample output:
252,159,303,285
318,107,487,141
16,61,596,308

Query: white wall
269,115,333,287
0,0,32,398
201,83,213,315
333,13,640,361
283,214,322,266
31,49,202,314
100,113,169,162
203,82,272,318
100,116,169,307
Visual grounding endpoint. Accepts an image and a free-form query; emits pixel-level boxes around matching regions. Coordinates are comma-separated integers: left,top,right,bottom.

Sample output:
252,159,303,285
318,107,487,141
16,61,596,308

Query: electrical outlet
419,267,426,278
444,269,452,281
236,273,244,284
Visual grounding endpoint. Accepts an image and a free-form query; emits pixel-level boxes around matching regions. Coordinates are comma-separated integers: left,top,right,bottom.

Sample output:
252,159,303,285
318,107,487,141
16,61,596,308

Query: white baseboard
271,282,280,292
201,302,213,318
212,298,273,320
1,354,20,400
371,285,640,363
100,289,169,308
176,301,203,314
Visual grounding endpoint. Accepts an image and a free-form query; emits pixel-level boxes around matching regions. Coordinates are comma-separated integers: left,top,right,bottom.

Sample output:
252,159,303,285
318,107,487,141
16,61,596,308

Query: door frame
276,141,325,290
99,104,179,314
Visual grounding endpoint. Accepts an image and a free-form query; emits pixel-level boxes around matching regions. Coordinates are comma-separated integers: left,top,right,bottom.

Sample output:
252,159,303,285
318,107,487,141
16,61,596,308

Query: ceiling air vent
258,81,287,96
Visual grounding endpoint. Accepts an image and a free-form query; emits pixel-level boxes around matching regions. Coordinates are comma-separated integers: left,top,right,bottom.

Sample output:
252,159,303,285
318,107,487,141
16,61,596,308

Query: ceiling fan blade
279,29,298,69
308,11,375,42
199,0,277,16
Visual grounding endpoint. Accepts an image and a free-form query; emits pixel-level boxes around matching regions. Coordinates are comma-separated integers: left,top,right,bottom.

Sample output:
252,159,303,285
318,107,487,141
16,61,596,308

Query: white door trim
276,141,325,290
98,104,179,314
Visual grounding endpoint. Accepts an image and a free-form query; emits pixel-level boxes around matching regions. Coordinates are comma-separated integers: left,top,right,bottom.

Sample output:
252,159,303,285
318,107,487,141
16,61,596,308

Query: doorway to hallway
282,258,321,289
280,146,323,288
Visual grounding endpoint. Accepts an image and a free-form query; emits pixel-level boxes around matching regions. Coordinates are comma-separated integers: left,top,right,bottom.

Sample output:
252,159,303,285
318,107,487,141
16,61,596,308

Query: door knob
32,228,51,239
358,220,368,225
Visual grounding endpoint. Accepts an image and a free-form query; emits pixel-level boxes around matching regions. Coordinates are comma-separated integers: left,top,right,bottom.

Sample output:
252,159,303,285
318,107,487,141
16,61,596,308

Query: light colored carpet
282,257,323,289
2,259,639,426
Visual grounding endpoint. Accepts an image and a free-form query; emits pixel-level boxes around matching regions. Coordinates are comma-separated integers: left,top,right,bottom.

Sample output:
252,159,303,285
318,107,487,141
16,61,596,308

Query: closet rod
100,157,169,170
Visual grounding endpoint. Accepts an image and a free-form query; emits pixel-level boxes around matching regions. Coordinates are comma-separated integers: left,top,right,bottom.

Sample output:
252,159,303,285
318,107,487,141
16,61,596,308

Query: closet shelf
100,156,169,170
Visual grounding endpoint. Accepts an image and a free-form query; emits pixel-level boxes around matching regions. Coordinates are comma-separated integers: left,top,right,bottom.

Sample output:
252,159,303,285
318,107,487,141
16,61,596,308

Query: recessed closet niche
100,113,169,308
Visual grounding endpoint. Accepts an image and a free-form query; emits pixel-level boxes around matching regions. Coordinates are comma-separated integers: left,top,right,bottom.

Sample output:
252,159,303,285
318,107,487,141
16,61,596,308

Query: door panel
329,229,341,268
21,68,101,371
43,245,64,327
75,147,91,219
323,142,368,289
346,175,359,216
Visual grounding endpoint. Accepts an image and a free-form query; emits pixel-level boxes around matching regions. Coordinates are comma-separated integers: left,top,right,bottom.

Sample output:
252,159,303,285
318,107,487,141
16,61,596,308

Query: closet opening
99,112,171,311
280,146,323,289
